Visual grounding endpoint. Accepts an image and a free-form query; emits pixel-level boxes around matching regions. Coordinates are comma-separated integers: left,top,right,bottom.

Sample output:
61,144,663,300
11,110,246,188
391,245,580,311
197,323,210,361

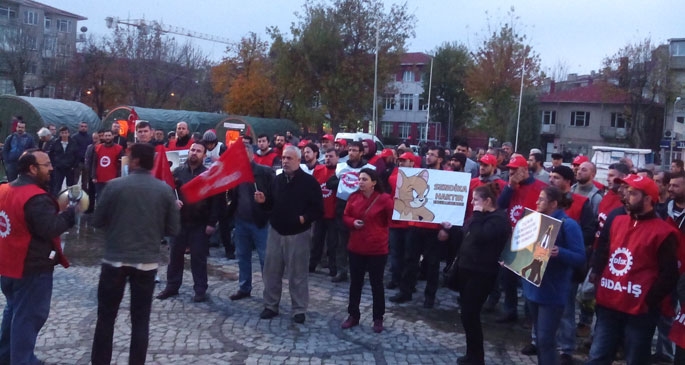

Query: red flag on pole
128,107,139,134
180,138,255,204
152,145,175,189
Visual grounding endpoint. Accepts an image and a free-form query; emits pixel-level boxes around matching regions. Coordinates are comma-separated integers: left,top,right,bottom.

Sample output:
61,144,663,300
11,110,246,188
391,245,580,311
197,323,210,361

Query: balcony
600,126,629,140
540,123,557,135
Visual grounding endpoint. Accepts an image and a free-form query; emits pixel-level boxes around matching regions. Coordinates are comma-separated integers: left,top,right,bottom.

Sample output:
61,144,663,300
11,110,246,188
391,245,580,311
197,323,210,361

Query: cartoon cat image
394,169,435,222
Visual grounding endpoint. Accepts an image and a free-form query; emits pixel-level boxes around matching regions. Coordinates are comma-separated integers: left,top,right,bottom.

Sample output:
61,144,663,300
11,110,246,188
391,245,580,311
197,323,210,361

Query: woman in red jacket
341,168,394,333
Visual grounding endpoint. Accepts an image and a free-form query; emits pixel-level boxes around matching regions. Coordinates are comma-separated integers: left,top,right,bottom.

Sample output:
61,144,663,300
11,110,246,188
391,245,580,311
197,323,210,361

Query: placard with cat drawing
392,167,471,226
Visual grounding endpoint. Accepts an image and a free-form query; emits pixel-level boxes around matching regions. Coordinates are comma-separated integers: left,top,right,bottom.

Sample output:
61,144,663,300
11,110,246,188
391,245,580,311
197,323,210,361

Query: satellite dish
80,26,88,33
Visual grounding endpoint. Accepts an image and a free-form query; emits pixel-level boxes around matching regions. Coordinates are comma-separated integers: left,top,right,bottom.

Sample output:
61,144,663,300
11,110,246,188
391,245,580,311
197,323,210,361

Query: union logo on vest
0,210,11,238
608,247,633,276
99,156,111,167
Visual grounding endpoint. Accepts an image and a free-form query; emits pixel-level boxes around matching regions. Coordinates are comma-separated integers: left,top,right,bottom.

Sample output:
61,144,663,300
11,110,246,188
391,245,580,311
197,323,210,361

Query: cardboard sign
392,167,471,226
501,208,562,287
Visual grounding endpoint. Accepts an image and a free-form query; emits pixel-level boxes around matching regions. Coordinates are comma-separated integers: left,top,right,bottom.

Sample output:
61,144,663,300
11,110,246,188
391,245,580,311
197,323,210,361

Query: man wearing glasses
0,149,77,364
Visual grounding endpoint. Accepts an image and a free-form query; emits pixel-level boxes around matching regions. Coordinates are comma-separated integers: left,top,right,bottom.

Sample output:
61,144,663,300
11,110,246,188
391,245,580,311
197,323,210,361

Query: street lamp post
673,96,682,164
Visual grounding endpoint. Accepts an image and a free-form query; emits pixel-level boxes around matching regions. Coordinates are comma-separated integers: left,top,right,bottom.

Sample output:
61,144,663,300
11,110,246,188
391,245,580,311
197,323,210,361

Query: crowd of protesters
5,117,685,365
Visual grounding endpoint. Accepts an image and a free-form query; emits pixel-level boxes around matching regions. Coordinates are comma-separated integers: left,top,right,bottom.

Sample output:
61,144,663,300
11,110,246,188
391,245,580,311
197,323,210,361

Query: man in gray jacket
91,143,180,365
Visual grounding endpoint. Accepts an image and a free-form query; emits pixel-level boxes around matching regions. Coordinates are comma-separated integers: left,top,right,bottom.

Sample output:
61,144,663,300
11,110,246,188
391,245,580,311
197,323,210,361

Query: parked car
334,132,384,153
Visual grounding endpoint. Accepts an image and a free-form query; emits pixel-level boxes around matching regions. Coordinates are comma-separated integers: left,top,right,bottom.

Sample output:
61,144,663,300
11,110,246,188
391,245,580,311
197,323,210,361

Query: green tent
0,95,102,141
103,106,299,142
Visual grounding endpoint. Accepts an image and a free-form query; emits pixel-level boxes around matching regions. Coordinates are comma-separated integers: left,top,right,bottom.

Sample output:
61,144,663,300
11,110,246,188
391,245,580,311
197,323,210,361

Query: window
418,124,427,140
26,35,37,50
44,36,55,52
43,86,55,98
671,41,685,57
0,6,17,20
570,111,590,127
418,97,428,111
678,117,685,124
23,11,37,25
26,62,37,74
542,111,556,125
399,94,413,111
399,123,411,139
384,94,395,110
44,16,51,29
381,123,394,137
611,113,626,128
57,19,71,32
402,70,414,82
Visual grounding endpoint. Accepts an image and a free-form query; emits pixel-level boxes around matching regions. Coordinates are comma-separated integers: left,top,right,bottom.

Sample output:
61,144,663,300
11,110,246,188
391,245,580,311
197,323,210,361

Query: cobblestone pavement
0,218,599,364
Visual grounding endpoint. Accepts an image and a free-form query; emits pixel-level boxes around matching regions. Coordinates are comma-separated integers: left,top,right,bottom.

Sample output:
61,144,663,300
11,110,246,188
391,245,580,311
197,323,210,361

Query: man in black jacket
156,142,221,303
225,142,275,301
257,146,323,323
48,126,80,196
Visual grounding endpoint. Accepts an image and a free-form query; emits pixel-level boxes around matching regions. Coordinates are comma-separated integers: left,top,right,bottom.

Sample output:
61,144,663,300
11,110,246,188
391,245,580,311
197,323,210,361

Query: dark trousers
166,225,209,295
310,218,338,273
676,345,685,365
335,199,349,274
388,227,410,285
219,214,235,257
587,305,659,365
348,252,387,321
400,227,440,300
91,264,156,365
458,269,497,363
488,266,520,317
52,167,75,196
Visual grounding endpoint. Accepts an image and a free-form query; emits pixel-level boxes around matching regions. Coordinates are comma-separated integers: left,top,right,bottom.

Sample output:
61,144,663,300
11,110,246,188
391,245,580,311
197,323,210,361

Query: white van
334,132,384,153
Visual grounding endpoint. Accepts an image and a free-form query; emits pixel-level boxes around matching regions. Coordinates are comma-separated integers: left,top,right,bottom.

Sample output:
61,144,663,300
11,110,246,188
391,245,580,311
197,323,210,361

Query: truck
590,146,654,185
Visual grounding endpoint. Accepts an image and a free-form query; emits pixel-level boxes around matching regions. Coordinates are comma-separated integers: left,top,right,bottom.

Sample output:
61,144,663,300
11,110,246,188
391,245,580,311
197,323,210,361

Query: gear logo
341,172,360,189
320,182,332,198
608,247,633,276
99,156,111,167
0,211,10,238
509,204,524,224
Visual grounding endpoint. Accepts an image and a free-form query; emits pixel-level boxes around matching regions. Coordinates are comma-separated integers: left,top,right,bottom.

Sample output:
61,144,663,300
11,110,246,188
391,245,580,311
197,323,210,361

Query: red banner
128,107,139,135
152,145,175,189
180,139,254,204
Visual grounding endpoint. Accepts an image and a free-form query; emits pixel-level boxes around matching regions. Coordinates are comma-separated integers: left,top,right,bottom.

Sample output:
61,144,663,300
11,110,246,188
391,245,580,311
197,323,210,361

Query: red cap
573,155,589,165
506,155,528,169
614,174,659,203
322,134,335,141
297,139,309,147
380,148,394,158
398,152,415,161
334,138,347,147
479,154,498,166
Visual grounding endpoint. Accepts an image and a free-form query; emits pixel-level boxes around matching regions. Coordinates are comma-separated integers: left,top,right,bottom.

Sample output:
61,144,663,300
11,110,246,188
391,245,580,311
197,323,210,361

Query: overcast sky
45,0,685,77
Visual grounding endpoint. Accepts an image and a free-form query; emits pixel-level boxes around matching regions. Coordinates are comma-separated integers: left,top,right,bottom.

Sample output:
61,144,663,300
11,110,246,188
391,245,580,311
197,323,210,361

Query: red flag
128,107,139,134
152,145,175,189
180,138,255,204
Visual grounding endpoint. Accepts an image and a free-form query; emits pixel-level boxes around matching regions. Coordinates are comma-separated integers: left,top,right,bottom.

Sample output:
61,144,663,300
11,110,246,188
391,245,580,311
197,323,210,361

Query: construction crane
105,16,232,45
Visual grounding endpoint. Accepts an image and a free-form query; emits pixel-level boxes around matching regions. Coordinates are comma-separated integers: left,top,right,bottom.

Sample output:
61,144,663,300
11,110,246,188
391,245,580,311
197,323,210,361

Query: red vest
254,149,278,168
565,193,588,222
466,176,506,220
166,137,195,151
95,144,122,183
670,310,685,347
0,184,68,279
313,165,337,219
596,215,678,315
506,179,547,227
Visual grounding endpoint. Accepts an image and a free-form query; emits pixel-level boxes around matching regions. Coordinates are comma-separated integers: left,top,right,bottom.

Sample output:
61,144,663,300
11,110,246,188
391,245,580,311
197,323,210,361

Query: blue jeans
558,282,578,354
528,300,564,365
234,218,267,294
0,271,53,365
91,264,156,365
587,305,659,365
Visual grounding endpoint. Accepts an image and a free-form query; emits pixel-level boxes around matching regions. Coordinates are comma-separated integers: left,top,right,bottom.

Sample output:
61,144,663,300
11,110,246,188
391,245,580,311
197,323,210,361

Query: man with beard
335,139,348,162
310,148,339,275
0,150,76,364
528,152,549,184
588,175,679,364
390,147,448,308
166,121,194,151
572,161,603,217
455,140,479,178
667,172,685,362
152,129,166,147
72,122,91,191
386,152,415,290
318,134,335,163
110,123,128,149
2,120,36,181
254,134,281,170
446,152,466,172
299,143,322,175
157,142,220,302
329,141,375,282
91,130,123,199
467,154,507,219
